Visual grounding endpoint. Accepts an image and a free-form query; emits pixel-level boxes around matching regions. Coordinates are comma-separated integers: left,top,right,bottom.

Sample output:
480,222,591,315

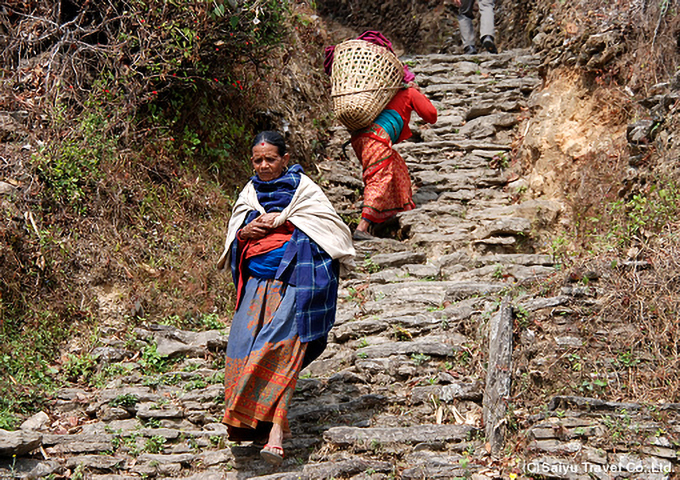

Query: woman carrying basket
351,84,437,239
325,32,438,240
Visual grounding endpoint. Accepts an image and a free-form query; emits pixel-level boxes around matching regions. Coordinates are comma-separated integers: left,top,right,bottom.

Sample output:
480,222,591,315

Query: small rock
20,412,50,432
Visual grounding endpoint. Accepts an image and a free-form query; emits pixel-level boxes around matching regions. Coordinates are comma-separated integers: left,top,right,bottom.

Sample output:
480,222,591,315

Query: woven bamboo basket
331,39,404,132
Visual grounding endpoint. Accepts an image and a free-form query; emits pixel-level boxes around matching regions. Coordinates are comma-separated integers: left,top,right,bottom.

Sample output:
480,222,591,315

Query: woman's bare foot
261,423,285,466
266,422,284,450
356,218,371,232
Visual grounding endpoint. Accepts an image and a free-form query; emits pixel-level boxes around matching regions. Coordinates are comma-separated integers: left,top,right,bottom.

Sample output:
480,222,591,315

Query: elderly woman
216,131,354,466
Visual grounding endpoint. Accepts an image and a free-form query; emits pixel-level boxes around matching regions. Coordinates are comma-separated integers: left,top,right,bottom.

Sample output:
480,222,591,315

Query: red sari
351,87,437,224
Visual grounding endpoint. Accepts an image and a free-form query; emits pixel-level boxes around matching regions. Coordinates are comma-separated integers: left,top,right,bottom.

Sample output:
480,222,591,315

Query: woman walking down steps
216,131,354,466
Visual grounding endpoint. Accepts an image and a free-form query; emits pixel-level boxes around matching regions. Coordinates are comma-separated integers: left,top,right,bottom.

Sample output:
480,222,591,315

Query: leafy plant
110,394,140,409
393,325,413,341
200,313,225,330
514,304,530,328
63,353,98,384
362,257,381,274
184,377,208,391
145,435,166,454
139,343,168,373
411,353,431,366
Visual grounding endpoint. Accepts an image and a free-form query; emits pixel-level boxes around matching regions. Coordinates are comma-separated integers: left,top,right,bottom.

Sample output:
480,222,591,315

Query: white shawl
217,174,355,275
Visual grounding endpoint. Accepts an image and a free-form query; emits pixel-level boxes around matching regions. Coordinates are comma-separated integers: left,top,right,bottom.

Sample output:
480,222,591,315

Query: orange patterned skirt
222,277,306,441
351,125,415,223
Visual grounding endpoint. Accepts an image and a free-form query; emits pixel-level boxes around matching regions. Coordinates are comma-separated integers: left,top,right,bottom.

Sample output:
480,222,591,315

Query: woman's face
251,142,289,182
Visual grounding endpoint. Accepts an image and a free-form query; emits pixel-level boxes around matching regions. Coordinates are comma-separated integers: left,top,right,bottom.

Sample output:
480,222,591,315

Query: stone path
2,49,678,480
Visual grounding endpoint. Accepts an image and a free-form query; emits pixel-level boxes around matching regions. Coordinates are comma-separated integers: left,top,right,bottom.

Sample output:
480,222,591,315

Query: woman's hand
238,213,280,241
253,212,280,229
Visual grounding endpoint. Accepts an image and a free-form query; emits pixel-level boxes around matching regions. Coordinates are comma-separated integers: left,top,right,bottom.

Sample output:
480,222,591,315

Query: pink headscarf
324,30,415,83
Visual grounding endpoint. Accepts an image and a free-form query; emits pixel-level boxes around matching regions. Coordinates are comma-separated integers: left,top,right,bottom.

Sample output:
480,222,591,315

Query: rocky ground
2,46,679,480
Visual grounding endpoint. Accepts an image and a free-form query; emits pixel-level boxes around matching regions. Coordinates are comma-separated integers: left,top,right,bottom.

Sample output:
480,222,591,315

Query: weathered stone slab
640,445,677,459
411,232,472,246
369,282,449,306
357,340,460,359
178,384,224,403
473,217,532,239
396,139,510,153
65,454,124,470
466,104,496,120
483,297,513,456
138,325,224,358
520,296,570,312
42,433,114,454
403,264,440,279
0,429,42,457
289,395,387,422
411,380,483,404
0,458,62,479
444,282,506,300
368,281,506,307
135,402,184,419
332,318,390,342
549,396,641,412
302,457,393,478
99,406,133,421
92,346,130,364
139,428,181,440
368,251,427,268
96,386,161,404
20,411,50,431
355,358,392,376
402,450,469,479
528,439,583,454
80,419,142,435
474,254,555,267
196,448,235,466
324,424,475,447
136,452,196,465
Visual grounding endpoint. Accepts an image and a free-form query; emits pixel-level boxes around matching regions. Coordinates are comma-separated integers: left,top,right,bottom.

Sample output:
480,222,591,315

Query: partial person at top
453,0,497,55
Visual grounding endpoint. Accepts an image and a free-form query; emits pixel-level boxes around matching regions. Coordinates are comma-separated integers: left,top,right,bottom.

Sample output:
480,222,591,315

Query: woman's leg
352,133,415,226
223,279,306,442
267,422,284,449
356,218,371,232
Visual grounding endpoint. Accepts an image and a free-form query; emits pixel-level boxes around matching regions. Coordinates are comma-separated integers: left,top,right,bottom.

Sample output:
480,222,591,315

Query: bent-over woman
216,131,354,466
351,85,437,240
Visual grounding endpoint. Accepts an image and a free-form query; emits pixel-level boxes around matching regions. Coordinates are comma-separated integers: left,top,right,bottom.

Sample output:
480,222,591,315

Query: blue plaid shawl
230,164,339,342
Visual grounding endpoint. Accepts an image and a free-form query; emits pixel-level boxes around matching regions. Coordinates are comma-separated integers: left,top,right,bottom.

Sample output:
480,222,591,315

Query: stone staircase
2,49,679,480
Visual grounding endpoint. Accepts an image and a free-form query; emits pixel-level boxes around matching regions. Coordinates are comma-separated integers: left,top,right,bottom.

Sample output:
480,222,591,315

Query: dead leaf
436,405,444,424
450,404,466,424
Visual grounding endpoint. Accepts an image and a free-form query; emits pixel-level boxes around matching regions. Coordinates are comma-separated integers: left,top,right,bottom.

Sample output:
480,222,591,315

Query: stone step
323,424,476,448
